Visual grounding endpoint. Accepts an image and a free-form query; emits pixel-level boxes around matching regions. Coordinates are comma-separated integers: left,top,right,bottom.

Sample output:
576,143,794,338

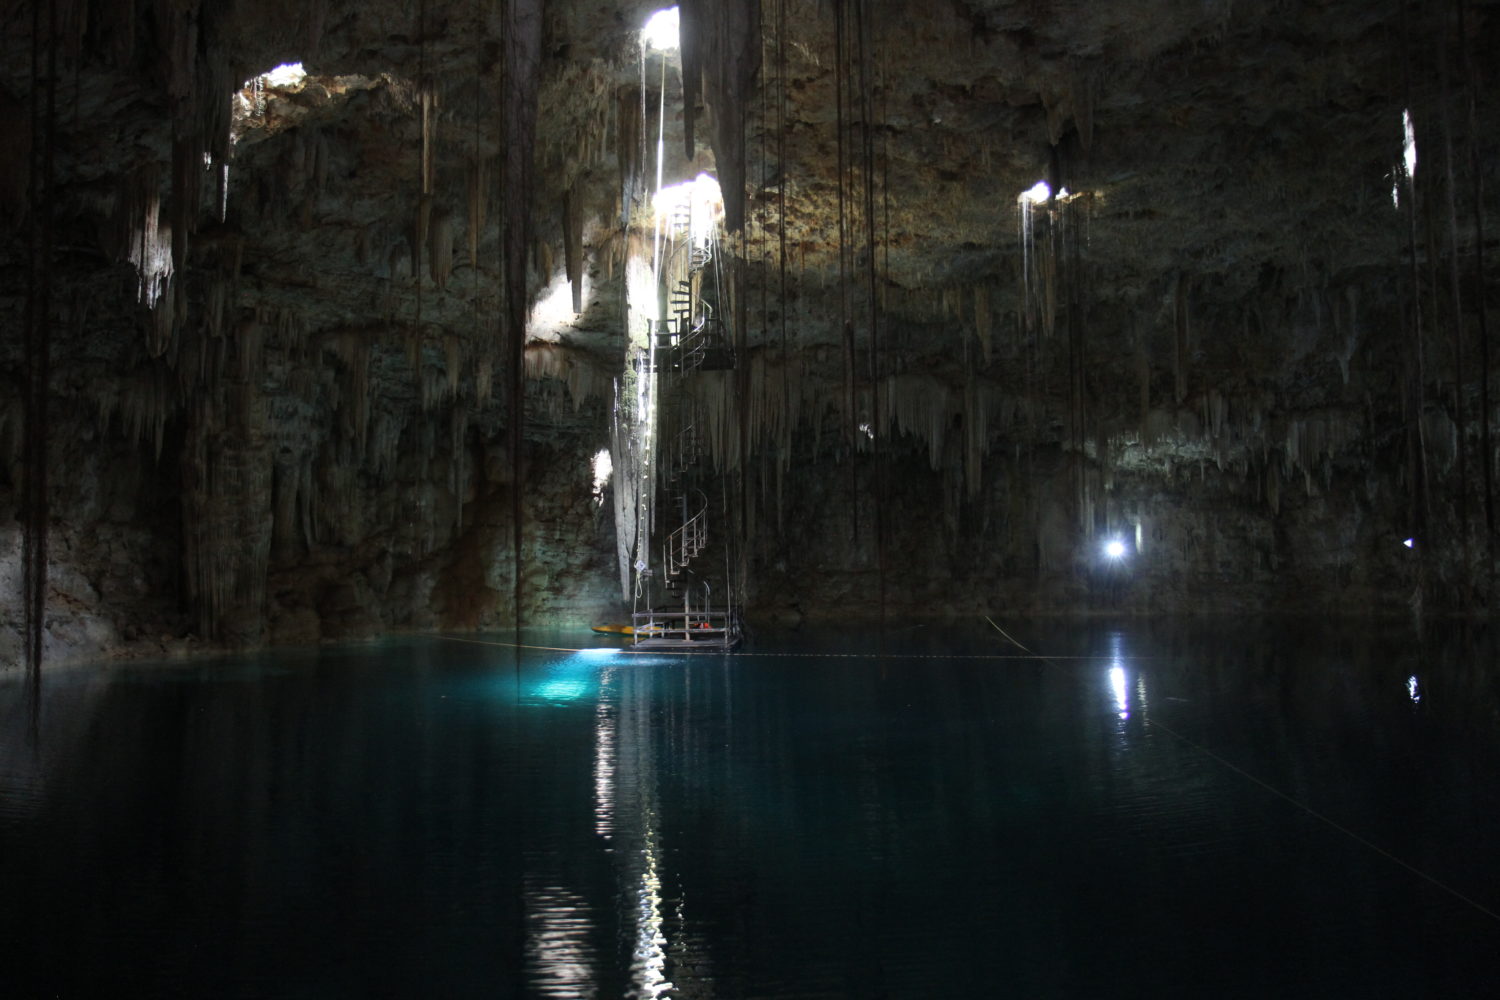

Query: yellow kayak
591,623,662,636
592,623,637,635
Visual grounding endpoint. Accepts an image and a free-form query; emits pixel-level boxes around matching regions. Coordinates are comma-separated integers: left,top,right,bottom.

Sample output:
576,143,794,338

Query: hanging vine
22,0,60,714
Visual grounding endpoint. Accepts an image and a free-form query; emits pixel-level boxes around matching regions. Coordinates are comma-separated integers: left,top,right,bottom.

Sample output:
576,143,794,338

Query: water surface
2,619,1497,997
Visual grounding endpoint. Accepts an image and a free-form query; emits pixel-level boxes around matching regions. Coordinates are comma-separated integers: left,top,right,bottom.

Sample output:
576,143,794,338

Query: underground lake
3,619,1497,997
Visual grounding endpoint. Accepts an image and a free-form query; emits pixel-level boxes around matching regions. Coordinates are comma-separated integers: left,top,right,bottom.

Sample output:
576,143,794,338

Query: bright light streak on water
594,684,617,840
1408,675,1421,704
632,832,674,999
1110,664,1129,719
526,882,598,998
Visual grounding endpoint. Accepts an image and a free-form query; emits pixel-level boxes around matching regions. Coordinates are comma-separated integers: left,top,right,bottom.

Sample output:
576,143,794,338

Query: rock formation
2,0,1497,664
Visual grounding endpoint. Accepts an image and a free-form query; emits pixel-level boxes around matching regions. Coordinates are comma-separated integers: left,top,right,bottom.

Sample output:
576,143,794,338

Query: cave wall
3,0,1499,666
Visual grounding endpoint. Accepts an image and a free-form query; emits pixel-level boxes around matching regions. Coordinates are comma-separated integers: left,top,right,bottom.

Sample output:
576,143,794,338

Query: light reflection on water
2,622,1498,997
525,881,598,999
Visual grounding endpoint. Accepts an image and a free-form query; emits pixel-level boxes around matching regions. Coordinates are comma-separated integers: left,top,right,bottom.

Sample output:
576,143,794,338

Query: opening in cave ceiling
642,7,682,52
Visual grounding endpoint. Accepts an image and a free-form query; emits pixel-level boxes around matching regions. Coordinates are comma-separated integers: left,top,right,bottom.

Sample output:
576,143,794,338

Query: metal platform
631,609,743,652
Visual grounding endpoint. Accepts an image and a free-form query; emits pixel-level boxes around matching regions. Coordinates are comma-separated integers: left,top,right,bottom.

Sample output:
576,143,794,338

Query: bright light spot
1109,665,1129,719
576,647,618,659
1407,675,1421,704
626,255,660,340
1403,537,1415,549
1057,187,1070,199
262,62,306,88
1135,521,1144,553
1018,180,1051,204
529,268,591,337
1402,108,1417,179
652,173,723,244
641,7,680,51
592,448,613,506
1104,538,1127,560
857,422,875,440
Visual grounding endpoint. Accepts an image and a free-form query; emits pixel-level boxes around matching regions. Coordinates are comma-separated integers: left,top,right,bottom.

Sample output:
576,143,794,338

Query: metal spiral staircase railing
664,489,708,585
628,206,744,650
635,228,734,376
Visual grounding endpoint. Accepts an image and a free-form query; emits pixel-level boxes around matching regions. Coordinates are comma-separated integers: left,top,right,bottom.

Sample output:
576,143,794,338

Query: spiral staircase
630,215,745,651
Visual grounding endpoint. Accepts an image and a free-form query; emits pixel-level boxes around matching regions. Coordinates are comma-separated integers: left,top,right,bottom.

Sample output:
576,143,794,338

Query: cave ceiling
1,0,1494,441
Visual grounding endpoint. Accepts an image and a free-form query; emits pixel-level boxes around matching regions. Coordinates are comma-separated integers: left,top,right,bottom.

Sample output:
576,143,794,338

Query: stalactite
327,330,372,456
1135,319,1151,439
475,356,494,403
1336,285,1360,385
680,1,704,159
420,84,437,198
113,164,175,326
1436,13,1471,588
451,404,467,533
182,389,273,642
1173,272,1190,402
429,209,454,289
1069,65,1095,153
467,158,489,268
421,368,452,411
974,285,993,365
525,343,613,412
616,84,643,224
1040,232,1057,340
563,184,584,312
271,459,301,561
610,378,638,600
444,334,463,398
238,316,264,380
885,373,950,472
414,194,433,276
537,239,555,283
679,0,761,231
1205,389,1228,440
406,327,423,377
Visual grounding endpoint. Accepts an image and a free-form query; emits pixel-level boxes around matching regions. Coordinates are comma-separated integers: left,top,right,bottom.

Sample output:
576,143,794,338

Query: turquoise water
2,620,1498,997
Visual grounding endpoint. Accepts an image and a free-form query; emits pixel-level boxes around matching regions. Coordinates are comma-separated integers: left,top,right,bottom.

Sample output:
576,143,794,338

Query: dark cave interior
3,0,1499,664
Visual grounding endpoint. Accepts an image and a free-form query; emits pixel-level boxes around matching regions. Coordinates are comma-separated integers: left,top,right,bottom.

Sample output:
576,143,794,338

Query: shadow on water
2,620,1497,996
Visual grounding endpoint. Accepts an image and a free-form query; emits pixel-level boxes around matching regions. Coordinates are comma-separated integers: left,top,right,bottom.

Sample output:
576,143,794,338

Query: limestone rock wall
2,0,1498,666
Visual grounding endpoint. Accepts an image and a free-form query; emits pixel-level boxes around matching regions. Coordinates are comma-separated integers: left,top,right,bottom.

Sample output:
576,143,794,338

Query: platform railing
630,606,741,646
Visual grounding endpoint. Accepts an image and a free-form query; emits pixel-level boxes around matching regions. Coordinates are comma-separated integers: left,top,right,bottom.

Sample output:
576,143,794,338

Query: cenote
3,619,1498,998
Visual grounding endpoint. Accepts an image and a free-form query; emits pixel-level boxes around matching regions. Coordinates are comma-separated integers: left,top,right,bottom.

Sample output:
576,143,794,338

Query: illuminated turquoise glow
529,677,591,702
